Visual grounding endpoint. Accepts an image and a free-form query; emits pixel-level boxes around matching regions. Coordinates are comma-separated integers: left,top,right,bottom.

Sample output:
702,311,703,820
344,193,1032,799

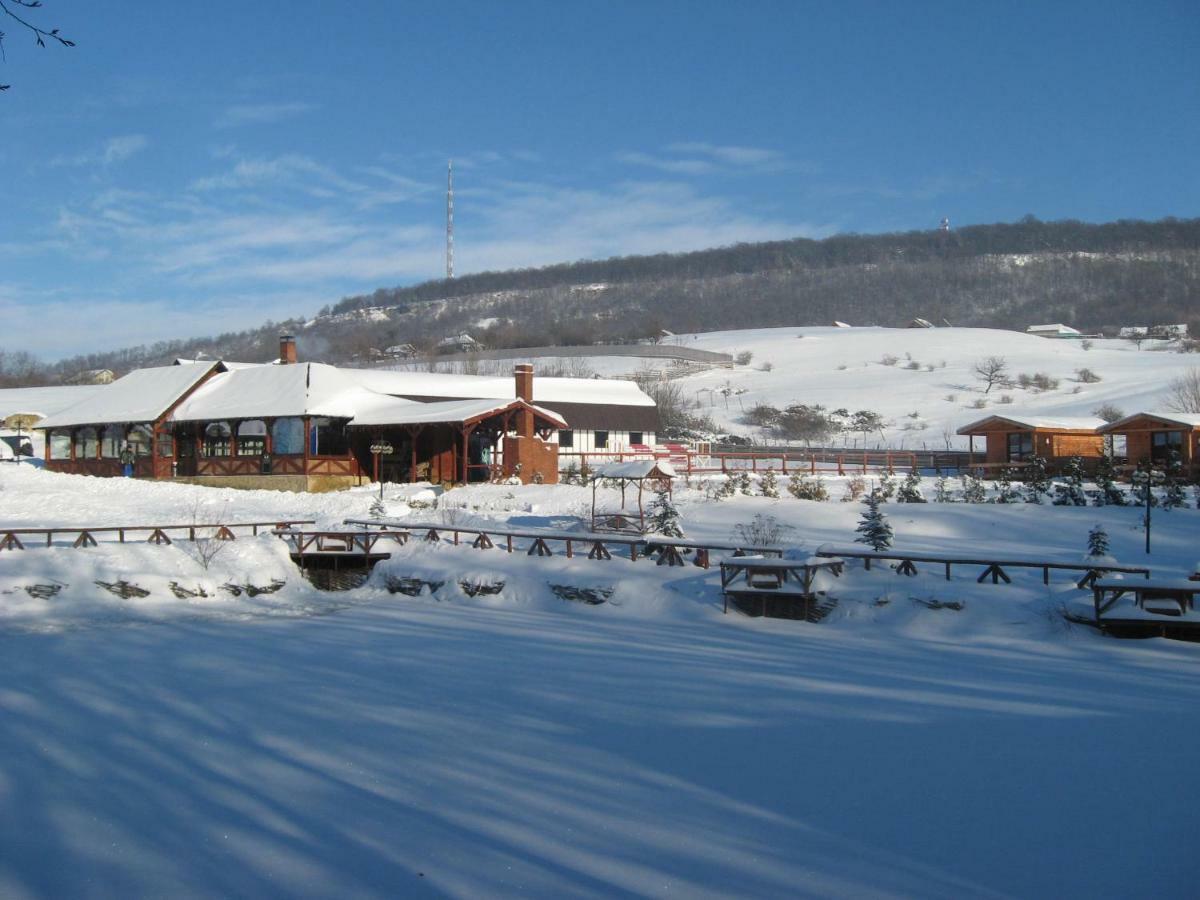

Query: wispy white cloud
49,134,149,168
216,101,315,128
619,142,805,176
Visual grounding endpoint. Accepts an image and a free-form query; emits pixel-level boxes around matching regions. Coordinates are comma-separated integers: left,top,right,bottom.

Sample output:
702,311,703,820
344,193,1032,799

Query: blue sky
1,1,1197,358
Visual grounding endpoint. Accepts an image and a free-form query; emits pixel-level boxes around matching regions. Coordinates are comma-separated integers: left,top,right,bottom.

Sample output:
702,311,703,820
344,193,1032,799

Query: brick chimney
279,334,297,365
514,364,534,438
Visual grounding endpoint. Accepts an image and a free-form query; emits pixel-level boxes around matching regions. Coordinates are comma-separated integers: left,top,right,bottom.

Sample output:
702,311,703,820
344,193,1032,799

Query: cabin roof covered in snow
957,414,1105,434
0,384,106,420
38,362,225,429
1100,411,1200,431
1025,323,1081,335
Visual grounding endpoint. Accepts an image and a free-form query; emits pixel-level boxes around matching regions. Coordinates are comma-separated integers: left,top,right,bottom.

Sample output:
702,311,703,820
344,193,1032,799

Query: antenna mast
446,159,455,280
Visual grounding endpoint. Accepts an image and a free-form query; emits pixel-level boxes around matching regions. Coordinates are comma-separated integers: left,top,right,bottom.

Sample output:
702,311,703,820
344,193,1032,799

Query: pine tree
562,461,580,486
646,486,684,538
714,474,735,499
734,470,753,495
877,472,895,501
961,473,987,504
1087,523,1110,558
760,467,779,499
369,495,387,519
1053,456,1088,506
994,467,1020,503
855,490,893,552
933,476,951,503
1093,454,1126,506
897,467,926,503
1162,451,1187,510
1023,456,1050,504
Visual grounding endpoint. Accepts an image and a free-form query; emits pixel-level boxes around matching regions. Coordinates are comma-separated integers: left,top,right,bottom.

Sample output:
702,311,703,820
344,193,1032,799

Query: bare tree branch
0,0,75,91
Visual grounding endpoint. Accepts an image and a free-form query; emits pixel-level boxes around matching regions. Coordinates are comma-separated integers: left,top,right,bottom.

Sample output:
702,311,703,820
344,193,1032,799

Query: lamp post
369,441,394,503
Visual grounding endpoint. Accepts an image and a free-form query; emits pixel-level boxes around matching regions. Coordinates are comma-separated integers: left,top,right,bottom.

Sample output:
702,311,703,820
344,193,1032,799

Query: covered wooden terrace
348,397,566,484
589,459,676,533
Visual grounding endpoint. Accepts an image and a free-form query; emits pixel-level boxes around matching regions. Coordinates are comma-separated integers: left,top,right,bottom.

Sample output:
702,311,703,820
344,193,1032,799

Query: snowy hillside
668,327,1197,447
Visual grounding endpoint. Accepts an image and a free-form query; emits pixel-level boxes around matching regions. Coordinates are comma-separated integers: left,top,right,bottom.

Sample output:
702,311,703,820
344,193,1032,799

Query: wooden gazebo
590,459,675,533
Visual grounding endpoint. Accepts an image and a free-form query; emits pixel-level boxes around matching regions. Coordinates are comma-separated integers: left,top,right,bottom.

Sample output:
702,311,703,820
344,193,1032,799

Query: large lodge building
26,337,659,491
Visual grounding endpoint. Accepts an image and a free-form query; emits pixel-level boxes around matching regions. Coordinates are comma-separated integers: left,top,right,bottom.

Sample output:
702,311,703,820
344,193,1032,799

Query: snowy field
2,464,1199,898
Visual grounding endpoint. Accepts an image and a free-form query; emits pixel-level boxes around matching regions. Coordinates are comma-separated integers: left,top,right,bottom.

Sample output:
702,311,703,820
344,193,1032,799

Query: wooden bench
720,557,844,618
1093,578,1200,635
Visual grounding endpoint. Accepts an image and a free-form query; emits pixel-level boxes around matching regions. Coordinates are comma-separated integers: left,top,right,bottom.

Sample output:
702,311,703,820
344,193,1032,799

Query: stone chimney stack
514,364,534,438
279,335,297,365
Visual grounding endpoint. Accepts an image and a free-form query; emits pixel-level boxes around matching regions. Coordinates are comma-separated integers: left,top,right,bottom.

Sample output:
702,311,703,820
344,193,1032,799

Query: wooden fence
0,520,315,551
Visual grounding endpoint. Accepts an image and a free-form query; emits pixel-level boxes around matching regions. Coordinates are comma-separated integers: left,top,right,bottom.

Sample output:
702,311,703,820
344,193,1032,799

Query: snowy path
2,598,1197,899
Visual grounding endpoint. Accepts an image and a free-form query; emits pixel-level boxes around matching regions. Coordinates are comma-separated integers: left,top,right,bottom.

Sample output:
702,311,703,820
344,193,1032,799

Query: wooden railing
343,518,783,568
560,448,923,477
815,544,1151,588
0,520,315,551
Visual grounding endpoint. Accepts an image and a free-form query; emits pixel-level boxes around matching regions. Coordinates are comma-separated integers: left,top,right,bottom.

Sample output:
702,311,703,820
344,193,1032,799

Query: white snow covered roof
0,384,105,421
37,362,224,429
957,414,1105,434
591,460,676,480
1100,411,1200,431
349,398,566,428
1026,324,1081,335
170,363,409,422
350,368,656,407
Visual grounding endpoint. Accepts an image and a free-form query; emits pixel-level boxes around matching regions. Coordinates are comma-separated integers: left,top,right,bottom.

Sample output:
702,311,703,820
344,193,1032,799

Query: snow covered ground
2,464,1198,898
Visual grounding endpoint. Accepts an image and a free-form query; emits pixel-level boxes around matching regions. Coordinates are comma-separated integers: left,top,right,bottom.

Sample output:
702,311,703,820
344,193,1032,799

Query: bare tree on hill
973,356,1010,394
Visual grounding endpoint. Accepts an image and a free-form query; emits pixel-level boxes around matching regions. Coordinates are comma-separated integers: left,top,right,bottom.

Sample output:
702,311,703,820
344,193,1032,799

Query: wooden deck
1092,578,1200,638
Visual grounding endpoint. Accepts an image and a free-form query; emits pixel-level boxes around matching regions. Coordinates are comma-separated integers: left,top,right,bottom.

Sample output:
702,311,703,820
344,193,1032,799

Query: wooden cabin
34,340,655,492
1099,412,1200,476
956,414,1105,474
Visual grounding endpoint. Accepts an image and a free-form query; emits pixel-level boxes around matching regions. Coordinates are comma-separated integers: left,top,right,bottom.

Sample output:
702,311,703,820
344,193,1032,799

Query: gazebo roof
591,459,676,480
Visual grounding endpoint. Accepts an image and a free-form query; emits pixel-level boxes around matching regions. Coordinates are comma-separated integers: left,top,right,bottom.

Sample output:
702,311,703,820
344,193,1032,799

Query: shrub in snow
733,470,753,495
961,473,987,504
1093,455,1126,506
1076,365,1102,382
788,472,829,501
993,467,1021,504
646,487,684,538
1162,451,1187,510
759,467,779,499
734,351,753,366
561,461,581,485
1053,456,1088,506
369,495,387,519
841,475,866,503
1023,456,1050,504
933,476,952,503
733,514,793,547
855,491,893,552
1087,524,1110,559
896,467,926,503
714,474,736,499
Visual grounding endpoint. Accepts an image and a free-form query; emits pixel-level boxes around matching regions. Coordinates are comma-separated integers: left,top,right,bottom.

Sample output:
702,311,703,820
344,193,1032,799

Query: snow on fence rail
342,518,783,568
560,448,923,476
0,520,316,551
815,544,1152,588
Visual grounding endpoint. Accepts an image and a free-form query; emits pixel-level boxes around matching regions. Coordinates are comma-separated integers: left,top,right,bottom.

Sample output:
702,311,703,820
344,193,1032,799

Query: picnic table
720,556,844,617
1092,577,1200,634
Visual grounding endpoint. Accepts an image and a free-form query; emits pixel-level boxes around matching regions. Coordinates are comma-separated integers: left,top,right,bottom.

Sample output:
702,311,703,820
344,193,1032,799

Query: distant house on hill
956,413,1105,473
437,332,482,354
907,318,934,329
1119,324,1188,340
66,369,115,385
1025,324,1081,339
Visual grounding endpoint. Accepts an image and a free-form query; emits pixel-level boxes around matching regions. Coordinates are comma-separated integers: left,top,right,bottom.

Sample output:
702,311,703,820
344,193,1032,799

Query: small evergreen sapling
877,472,895,502
896,467,926,503
1162,451,1187,510
961,473,987,504
369,495,387,519
760,467,780,499
1087,523,1110,559
646,486,684,538
1023,456,1050,504
933,476,951,503
734,470,753,495
994,467,1021,504
1053,456,1088,506
855,490,894,552
1093,454,1126,506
